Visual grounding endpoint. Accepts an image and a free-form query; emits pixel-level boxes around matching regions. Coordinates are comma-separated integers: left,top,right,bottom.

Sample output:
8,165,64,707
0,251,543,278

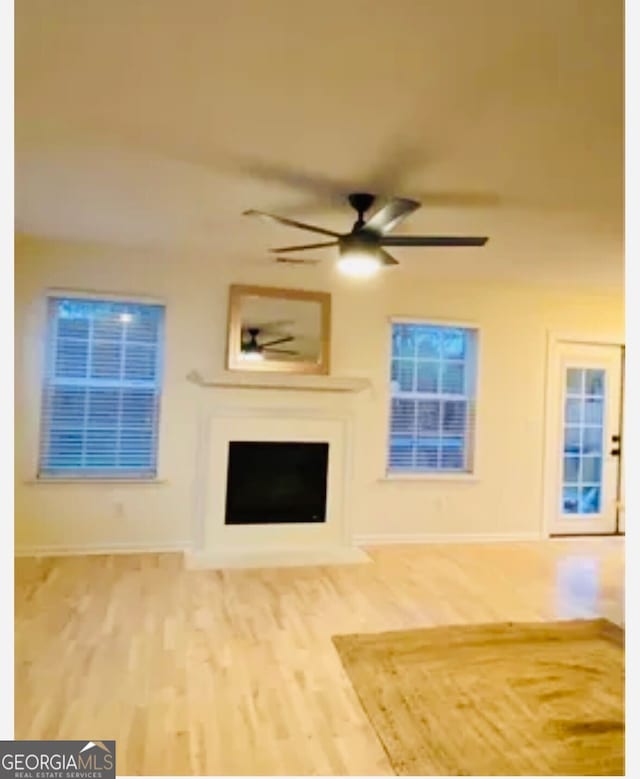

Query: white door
547,341,623,535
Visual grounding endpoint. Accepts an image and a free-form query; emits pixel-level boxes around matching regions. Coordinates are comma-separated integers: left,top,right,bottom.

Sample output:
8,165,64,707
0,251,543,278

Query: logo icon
79,742,111,755
0,740,116,779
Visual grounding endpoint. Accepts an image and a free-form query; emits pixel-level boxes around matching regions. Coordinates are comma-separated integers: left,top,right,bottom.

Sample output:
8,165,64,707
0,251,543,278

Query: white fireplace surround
187,394,369,569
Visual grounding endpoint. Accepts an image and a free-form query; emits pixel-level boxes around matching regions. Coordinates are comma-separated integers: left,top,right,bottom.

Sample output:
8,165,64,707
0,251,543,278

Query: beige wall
14,234,624,552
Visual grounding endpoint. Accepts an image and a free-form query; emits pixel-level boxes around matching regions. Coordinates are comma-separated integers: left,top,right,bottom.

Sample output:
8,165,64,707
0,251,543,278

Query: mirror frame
226,284,332,374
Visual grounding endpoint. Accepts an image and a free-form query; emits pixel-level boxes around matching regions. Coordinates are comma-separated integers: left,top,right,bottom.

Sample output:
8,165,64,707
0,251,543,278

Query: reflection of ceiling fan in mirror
244,192,489,278
240,326,298,361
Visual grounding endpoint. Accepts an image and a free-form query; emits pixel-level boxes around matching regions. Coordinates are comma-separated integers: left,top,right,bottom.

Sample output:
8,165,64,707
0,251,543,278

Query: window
388,321,478,474
38,296,165,479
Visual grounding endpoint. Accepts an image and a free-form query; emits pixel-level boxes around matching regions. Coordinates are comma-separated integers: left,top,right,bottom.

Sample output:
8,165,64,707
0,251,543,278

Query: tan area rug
333,619,624,776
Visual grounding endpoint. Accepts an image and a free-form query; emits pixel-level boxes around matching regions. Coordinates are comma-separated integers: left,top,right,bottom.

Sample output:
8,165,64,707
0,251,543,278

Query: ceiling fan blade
379,250,400,266
231,156,355,198
243,210,341,238
264,348,298,355
270,240,338,253
380,235,489,247
275,256,321,265
261,336,295,348
363,198,420,235
416,191,503,208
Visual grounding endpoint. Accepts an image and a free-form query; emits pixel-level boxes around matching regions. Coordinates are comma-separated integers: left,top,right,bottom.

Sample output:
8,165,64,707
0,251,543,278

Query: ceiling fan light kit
241,350,264,362
244,192,489,278
336,251,382,278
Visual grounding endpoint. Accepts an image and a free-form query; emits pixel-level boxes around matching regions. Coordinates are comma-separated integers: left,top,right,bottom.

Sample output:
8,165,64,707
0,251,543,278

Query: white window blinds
38,296,165,479
388,321,478,474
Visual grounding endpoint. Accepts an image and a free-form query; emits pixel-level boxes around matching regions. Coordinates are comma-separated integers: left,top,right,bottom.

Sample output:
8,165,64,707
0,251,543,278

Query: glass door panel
561,368,605,517
548,342,622,535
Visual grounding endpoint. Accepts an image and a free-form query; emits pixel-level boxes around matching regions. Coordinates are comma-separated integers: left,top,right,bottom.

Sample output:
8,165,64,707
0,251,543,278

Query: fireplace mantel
187,370,371,393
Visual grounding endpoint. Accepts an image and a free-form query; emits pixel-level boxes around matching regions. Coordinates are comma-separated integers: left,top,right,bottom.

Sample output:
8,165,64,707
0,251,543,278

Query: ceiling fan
241,326,298,361
244,192,488,278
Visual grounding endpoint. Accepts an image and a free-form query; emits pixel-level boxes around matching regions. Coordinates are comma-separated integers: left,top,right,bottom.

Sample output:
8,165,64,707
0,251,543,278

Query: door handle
610,434,621,456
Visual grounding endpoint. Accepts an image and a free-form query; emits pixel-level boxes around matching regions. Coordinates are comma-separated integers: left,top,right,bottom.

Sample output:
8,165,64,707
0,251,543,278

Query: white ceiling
15,0,624,288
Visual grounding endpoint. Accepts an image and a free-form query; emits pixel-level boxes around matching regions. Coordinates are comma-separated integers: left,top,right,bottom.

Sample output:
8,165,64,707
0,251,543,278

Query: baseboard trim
14,542,190,558
186,545,371,570
353,532,543,546
14,533,546,559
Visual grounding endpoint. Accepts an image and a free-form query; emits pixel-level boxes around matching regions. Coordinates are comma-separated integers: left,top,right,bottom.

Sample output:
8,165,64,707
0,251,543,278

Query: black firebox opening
225,441,329,525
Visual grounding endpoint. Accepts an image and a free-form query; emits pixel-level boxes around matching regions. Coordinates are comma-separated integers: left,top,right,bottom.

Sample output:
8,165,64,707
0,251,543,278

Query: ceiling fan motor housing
242,328,261,353
340,230,380,252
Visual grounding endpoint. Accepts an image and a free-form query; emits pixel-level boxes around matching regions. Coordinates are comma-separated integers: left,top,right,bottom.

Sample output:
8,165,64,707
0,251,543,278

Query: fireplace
188,403,368,569
225,441,329,525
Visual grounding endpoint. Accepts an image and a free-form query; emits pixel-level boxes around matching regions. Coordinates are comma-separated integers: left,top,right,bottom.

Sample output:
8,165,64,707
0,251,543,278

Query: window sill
380,472,479,483
26,478,169,486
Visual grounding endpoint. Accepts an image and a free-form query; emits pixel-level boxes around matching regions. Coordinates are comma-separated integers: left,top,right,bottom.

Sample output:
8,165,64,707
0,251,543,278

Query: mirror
226,284,331,374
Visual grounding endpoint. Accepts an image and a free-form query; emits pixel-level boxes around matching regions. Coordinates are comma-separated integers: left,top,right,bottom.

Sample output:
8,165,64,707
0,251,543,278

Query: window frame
384,316,481,481
35,289,167,483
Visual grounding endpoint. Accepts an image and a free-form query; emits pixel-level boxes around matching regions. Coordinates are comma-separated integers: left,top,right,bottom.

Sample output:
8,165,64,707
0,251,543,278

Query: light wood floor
15,538,624,776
